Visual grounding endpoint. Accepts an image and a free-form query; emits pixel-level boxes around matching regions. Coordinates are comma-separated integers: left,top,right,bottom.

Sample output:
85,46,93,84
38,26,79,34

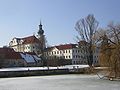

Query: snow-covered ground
0,65,89,71
0,74,119,90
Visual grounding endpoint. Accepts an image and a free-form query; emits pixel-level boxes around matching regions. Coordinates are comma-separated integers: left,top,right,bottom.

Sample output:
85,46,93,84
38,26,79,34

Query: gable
52,47,59,51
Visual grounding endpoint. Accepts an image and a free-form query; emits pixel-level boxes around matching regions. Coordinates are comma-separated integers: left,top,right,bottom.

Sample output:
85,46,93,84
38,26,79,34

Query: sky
0,0,120,47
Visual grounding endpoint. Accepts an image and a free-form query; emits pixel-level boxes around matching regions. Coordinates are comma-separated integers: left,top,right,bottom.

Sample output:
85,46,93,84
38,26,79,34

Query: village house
0,48,42,68
44,41,99,66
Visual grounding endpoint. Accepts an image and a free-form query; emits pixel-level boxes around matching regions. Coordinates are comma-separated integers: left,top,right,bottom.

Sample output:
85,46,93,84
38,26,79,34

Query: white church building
9,22,46,56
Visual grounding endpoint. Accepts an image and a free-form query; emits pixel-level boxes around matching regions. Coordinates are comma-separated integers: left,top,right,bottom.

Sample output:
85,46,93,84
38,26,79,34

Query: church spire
38,20,44,36
40,20,42,25
39,20,42,29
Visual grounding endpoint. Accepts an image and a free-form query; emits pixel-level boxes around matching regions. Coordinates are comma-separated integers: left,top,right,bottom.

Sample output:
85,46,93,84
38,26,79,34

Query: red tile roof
56,44,77,50
0,48,14,53
45,44,77,51
0,48,22,59
0,48,39,61
22,35,40,44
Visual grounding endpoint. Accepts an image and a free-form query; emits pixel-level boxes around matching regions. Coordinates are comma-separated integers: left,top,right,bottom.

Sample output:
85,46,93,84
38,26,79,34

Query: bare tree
99,22,120,79
75,14,99,66
107,22,120,44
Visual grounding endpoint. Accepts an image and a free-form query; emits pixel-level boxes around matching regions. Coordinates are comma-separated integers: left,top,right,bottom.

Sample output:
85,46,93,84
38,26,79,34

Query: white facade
9,38,23,52
44,43,99,65
93,47,99,66
72,48,88,65
23,43,40,53
9,22,46,56
44,44,89,65
9,36,41,55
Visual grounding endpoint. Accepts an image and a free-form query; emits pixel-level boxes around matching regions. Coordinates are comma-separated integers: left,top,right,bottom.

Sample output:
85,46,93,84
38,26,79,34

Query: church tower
37,21,46,54
38,21,44,36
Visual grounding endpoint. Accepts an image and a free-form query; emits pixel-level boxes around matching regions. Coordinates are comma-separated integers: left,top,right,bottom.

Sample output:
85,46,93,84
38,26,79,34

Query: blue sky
0,0,120,47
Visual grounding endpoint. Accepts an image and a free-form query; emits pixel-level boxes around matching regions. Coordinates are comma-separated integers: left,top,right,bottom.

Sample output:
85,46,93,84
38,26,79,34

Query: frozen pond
0,74,120,90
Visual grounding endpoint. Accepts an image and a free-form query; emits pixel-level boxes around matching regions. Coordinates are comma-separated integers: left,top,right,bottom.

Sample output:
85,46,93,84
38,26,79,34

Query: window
95,56,97,58
73,55,75,58
60,51,62,54
66,56,68,59
73,50,74,53
66,50,67,53
74,61,76,64
69,56,71,58
81,56,83,58
76,50,77,53
76,55,77,58
57,51,59,54
28,46,30,49
69,50,70,53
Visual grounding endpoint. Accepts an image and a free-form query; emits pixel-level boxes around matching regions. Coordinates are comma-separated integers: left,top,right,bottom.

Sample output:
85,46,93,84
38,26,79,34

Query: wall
0,69,69,78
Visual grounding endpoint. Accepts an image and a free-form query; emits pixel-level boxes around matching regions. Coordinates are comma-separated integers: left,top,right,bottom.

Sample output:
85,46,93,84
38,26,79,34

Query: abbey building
9,22,46,56
8,21,99,66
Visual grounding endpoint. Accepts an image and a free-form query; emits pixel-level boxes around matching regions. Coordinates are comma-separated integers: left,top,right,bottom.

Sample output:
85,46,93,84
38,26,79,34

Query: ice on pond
0,74,119,90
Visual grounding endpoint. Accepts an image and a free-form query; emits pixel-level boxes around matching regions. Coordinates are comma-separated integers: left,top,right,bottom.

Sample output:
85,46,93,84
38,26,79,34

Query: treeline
75,14,120,78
